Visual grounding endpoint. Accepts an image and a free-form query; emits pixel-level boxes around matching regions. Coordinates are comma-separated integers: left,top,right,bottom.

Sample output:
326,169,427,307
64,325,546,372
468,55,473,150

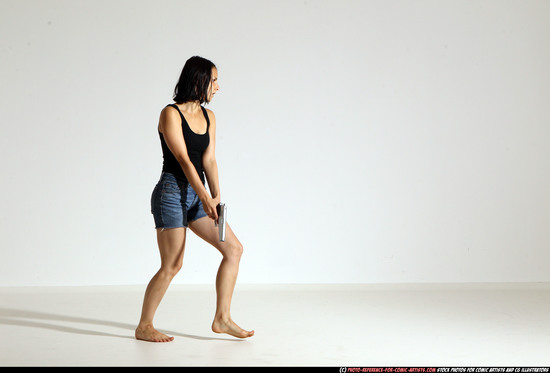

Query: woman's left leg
188,217,254,338
136,227,187,342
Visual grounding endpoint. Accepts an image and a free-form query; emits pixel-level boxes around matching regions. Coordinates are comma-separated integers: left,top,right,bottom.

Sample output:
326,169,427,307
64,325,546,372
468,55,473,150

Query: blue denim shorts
151,172,208,229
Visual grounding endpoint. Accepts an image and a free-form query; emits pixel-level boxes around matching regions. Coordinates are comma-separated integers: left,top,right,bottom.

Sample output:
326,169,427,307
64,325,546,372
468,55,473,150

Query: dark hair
173,56,216,104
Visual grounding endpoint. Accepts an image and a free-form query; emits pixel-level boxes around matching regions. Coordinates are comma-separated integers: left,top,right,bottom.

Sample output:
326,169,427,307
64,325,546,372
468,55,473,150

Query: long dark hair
173,56,216,104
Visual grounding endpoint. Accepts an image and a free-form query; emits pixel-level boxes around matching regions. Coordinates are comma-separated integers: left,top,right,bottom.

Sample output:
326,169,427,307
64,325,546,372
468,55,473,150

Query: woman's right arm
159,106,218,220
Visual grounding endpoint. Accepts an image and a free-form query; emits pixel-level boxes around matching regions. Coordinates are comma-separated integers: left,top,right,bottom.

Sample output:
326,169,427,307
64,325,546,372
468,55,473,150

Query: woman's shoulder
161,104,181,116
159,104,181,125
163,103,178,112
203,107,216,121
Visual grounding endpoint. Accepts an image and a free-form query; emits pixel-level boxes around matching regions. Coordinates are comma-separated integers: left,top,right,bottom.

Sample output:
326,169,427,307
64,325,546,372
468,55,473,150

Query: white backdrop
1,0,549,286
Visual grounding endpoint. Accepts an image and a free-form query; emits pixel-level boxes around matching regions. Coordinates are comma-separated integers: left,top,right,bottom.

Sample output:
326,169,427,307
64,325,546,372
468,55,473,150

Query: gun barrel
216,203,227,242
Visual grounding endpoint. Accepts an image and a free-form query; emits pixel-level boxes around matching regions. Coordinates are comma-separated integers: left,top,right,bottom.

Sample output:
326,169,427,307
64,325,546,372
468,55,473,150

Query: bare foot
212,317,254,338
135,324,174,342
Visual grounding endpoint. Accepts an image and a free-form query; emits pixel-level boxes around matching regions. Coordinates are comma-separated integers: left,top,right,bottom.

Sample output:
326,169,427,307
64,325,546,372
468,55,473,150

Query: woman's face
207,67,219,102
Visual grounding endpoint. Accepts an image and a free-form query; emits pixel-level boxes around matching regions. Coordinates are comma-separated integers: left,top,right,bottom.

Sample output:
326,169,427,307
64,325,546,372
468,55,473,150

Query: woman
135,56,254,342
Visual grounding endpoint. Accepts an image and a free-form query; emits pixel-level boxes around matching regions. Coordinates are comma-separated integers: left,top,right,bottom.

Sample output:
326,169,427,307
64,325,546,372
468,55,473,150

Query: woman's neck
177,101,202,115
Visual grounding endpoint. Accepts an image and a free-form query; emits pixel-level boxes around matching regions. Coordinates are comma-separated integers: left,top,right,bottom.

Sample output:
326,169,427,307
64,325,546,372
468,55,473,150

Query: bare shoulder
161,104,179,118
205,108,216,127
159,105,181,133
205,107,216,120
160,106,179,120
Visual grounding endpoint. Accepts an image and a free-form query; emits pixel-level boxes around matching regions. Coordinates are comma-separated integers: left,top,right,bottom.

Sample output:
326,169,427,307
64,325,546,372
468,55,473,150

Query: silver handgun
215,203,227,242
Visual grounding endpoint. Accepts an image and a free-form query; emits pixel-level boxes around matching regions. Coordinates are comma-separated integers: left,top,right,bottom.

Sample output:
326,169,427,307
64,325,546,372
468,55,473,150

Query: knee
223,241,243,261
160,262,183,279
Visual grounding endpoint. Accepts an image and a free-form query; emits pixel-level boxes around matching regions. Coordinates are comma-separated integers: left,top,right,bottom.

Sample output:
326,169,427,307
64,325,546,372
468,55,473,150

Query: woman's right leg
135,227,186,342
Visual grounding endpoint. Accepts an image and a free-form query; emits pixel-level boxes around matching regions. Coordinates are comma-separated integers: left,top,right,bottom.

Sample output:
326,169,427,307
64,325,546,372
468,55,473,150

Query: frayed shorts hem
153,215,208,230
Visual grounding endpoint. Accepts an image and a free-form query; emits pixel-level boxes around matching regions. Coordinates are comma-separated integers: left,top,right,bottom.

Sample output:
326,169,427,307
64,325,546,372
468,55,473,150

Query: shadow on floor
0,307,240,342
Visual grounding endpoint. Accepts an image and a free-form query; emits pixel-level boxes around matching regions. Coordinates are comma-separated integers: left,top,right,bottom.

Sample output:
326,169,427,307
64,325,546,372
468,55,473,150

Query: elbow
203,156,216,168
177,157,195,171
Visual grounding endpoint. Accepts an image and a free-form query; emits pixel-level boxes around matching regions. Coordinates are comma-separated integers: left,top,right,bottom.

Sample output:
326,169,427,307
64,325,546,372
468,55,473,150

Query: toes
135,326,174,342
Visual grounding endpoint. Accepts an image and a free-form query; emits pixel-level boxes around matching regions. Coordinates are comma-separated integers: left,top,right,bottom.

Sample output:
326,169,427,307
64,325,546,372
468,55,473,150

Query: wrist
198,191,211,203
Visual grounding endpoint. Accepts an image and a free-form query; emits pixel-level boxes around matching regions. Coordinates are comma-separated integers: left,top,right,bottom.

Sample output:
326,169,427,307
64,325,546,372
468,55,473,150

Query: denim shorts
151,172,208,229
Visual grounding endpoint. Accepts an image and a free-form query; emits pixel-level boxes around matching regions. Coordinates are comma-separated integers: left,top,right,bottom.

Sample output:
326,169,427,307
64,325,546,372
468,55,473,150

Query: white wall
1,0,549,286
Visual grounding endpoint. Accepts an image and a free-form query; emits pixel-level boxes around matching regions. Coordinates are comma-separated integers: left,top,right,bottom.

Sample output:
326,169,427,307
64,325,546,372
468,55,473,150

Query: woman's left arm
203,109,221,202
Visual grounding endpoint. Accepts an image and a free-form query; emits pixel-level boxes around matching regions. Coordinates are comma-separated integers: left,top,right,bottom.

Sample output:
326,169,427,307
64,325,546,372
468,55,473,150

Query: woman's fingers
202,197,218,220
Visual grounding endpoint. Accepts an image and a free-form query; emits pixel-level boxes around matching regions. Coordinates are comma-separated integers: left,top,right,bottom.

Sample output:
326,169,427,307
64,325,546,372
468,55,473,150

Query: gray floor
0,283,549,366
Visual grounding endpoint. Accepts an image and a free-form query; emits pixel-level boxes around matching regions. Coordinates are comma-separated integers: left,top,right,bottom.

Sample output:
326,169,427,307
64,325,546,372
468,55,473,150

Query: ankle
214,313,231,323
137,322,154,330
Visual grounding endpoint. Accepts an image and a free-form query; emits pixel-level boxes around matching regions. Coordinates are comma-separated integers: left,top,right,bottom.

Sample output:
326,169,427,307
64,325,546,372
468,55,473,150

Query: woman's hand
201,195,220,222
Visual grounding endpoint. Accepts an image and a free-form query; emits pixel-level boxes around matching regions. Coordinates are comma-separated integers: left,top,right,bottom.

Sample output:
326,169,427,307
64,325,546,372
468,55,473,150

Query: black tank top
159,104,210,184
